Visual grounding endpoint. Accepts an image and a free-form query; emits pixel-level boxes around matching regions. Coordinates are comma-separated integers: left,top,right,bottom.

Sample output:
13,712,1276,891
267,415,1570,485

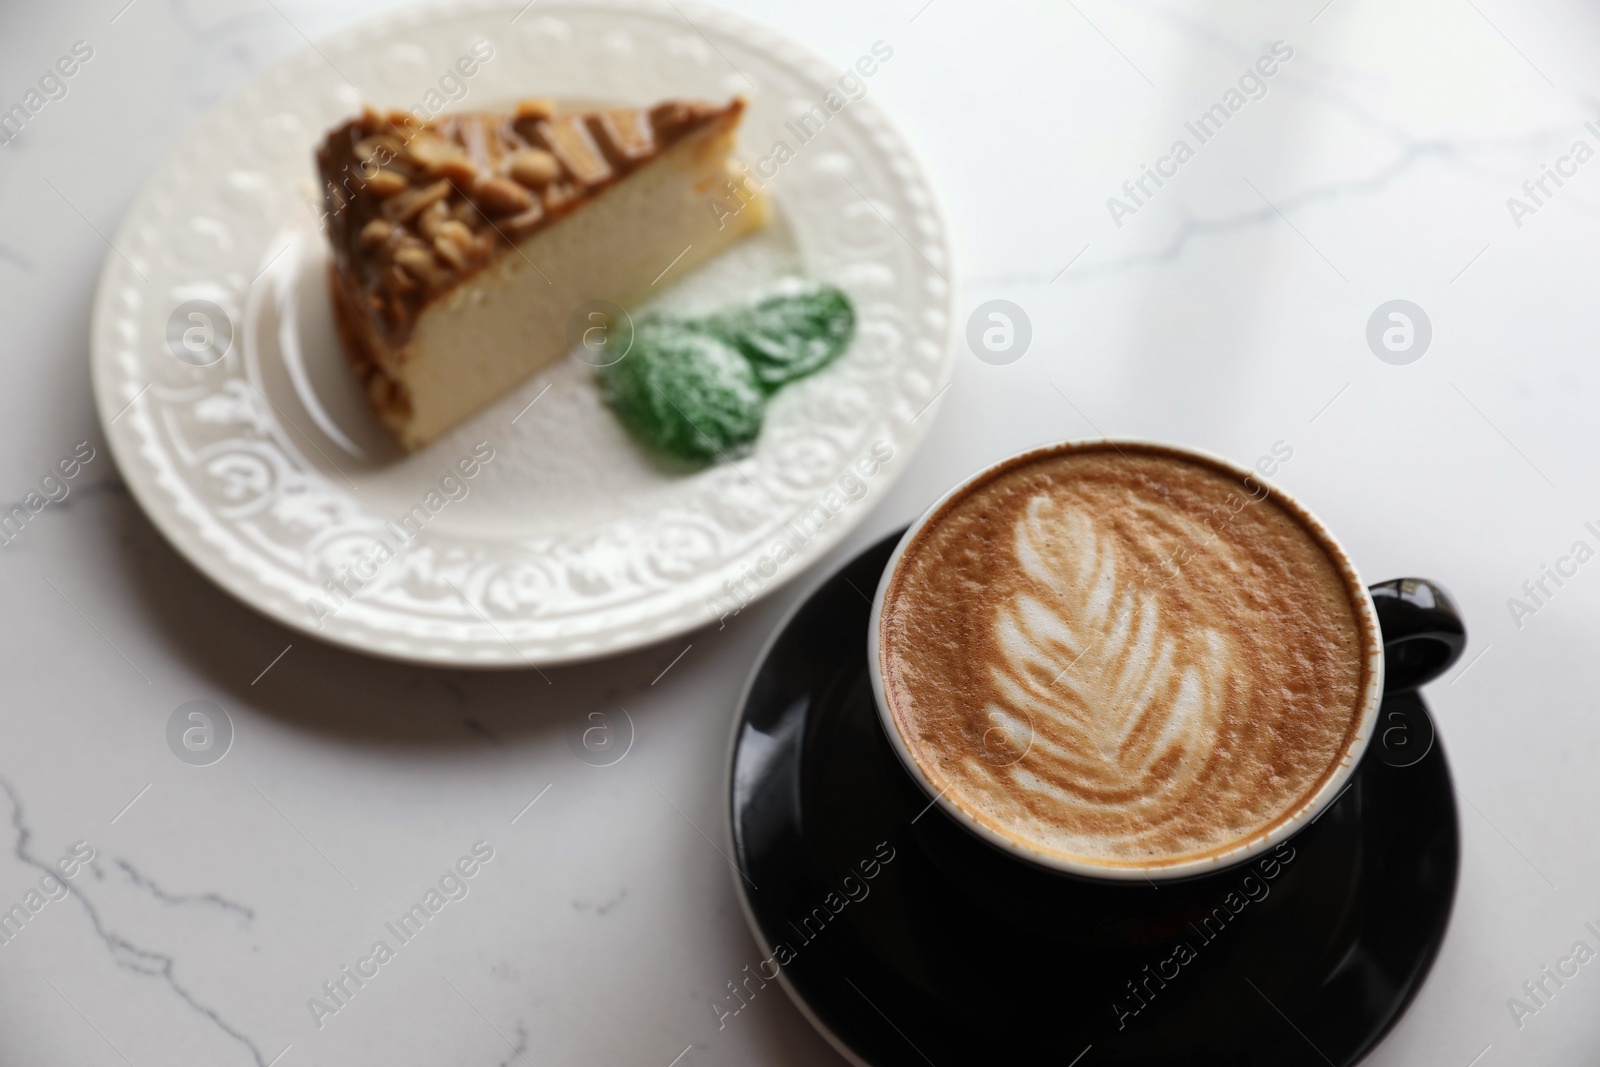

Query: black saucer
728,530,1460,1066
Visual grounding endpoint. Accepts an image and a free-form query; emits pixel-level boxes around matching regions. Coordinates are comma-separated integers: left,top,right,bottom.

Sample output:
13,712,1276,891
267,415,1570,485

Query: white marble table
3,0,1599,1063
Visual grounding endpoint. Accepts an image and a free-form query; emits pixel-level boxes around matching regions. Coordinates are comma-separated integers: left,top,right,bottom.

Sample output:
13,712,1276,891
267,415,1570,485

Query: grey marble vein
113,858,255,925
0,778,269,1067
0,474,129,520
1033,129,1589,288
495,1021,530,1067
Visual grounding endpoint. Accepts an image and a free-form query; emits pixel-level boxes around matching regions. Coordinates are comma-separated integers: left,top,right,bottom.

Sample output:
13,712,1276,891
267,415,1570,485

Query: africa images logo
306,841,496,1030
1109,843,1296,1030
1105,42,1295,229
711,841,897,1030
166,701,234,766
0,40,94,147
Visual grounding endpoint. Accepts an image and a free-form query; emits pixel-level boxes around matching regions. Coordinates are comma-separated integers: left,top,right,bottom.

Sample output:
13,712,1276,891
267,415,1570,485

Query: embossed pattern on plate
90,0,955,666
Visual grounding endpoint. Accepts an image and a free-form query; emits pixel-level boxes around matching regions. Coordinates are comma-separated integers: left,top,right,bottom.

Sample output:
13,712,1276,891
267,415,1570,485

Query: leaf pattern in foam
978,494,1234,826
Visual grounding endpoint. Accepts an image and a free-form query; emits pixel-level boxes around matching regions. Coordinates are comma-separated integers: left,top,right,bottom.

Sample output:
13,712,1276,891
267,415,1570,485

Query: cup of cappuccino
868,439,1459,883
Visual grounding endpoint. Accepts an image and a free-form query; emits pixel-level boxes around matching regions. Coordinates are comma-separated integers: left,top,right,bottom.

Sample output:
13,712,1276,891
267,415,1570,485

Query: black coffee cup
867,440,1467,891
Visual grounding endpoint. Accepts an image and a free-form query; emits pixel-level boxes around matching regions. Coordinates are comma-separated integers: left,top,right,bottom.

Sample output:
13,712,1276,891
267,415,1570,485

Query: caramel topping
537,114,613,186
594,109,656,164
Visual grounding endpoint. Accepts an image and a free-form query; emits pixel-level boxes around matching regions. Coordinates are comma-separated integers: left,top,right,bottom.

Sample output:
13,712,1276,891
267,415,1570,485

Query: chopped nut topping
405,132,460,169
416,200,451,240
384,179,452,222
407,132,478,183
515,98,555,121
433,235,469,271
436,219,476,245
394,245,452,289
354,134,402,164
508,148,563,188
359,218,395,245
472,176,534,216
365,169,409,197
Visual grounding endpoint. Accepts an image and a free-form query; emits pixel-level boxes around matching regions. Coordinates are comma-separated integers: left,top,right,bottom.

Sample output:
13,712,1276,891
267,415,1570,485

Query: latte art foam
878,444,1379,869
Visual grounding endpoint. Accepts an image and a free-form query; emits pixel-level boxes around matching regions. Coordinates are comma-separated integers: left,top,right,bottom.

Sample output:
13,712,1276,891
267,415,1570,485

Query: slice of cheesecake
317,98,767,450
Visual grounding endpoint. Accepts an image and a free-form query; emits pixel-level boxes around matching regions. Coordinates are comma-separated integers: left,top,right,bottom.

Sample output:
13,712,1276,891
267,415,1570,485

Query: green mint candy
598,321,765,463
711,280,855,392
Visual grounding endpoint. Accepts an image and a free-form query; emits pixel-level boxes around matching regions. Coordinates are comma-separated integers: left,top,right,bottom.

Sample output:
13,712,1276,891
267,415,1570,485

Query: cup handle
1368,579,1467,693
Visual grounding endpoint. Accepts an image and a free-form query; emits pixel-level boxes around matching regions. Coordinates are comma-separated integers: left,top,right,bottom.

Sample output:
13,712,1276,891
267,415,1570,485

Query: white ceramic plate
90,0,955,667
